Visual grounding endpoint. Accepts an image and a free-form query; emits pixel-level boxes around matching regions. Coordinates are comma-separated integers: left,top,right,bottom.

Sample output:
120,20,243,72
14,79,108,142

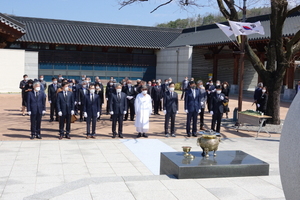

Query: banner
228,21,265,36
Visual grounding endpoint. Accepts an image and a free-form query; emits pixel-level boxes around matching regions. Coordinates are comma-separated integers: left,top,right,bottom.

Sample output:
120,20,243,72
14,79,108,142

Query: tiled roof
168,12,300,47
0,13,26,33
9,15,182,49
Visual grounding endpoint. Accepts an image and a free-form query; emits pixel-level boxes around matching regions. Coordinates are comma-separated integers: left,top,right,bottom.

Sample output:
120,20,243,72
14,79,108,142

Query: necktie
64,92,67,100
129,87,131,92
91,94,94,102
171,92,173,98
118,93,121,101
36,92,38,100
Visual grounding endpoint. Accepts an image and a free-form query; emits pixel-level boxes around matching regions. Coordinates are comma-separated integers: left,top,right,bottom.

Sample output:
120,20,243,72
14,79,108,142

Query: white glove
78,102,81,105
160,99,163,101
110,111,114,115
201,102,204,105
42,110,46,115
106,98,108,101
74,101,77,105
212,89,216,92
207,91,211,94
97,112,100,118
163,110,167,114
102,103,104,105
257,104,260,108
71,110,74,115
123,111,127,114
198,109,201,113
48,101,52,104
210,111,214,115
185,110,188,113
84,112,88,118
220,96,224,100
58,111,62,116
28,111,31,116
176,111,178,114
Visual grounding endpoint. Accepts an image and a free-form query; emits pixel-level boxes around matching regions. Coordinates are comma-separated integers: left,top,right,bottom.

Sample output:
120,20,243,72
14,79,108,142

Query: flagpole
237,0,247,112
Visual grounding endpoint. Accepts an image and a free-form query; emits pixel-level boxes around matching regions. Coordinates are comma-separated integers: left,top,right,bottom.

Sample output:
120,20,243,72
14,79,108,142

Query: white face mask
40,78,43,81
90,89,95,94
53,81,57,84
82,78,85,80
110,79,113,81
116,89,122,93
224,84,227,87
165,82,168,84
142,90,147,94
69,83,73,86
169,81,172,83
127,84,132,87
262,89,266,93
216,83,220,86
59,77,63,80
216,90,221,94
82,85,87,88
35,87,40,91
25,77,29,81
210,83,213,86
199,85,203,88
96,86,100,89
99,82,101,84
64,87,69,91
29,84,32,87
169,87,175,92
110,83,113,86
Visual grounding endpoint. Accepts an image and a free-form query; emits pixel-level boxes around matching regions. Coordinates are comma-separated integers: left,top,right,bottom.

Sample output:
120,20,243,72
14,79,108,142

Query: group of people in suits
20,74,231,140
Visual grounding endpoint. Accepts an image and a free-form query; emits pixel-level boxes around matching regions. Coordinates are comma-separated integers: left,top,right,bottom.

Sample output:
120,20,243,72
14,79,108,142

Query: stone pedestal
160,150,269,179
282,88,296,100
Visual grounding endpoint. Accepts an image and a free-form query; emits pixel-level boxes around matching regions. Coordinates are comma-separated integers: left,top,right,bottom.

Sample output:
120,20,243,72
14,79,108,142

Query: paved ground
0,93,291,199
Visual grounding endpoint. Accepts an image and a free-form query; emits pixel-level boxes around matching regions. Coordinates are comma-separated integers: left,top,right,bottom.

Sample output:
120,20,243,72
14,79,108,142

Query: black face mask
191,86,196,89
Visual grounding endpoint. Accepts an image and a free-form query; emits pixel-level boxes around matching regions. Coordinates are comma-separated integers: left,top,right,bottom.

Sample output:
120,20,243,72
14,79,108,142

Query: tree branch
216,0,231,19
287,4,300,16
286,29,300,60
223,0,238,20
150,0,174,13
119,0,139,10
245,41,266,77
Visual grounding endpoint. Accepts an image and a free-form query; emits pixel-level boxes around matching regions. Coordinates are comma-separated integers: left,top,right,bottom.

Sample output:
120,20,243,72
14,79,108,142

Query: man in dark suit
48,77,58,122
181,77,189,100
94,82,104,121
163,82,178,137
57,82,75,140
295,81,300,94
206,80,215,112
77,81,88,122
110,84,127,138
27,82,46,139
209,86,226,133
198,80,207,130
151,81,163,115
84,84,100,139
254,82,263,111
184,81,201,137
106,81,115,119
123,80,137,121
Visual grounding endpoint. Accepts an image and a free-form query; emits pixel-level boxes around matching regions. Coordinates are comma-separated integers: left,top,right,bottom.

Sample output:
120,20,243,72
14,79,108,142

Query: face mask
210,83,213,86
35,87,40,91
25,77,29,81
128,84,132,87
29,84,32,87
86,80,90,83
262,89,266,93
40,78,43,81
123,82,126,85
58,83,61,86
116,89,122,93
90,89,95,93
99,82,101,84
110,79,113,81
53,81,57,84
224,84,227,87
169,87,175,92
217,90,221,94
96,86,100,89
110,83,113,86
199,85,203,88
165,82,168,84
64,87,69,91
59,77,63,80
169,81,172,83
216,83,220,86
148,84,151,86
142,90,147,94
69,83,73,86
82,78,85,80
82,85,87,88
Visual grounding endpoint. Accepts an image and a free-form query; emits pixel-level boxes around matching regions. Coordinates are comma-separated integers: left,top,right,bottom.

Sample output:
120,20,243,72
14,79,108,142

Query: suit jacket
84,93,100,117
254,88,262,101
48,84,58,102
95,88,104,106
181,80,189,90
105,86,115,99
110,92,127,115
163,91,178,113
123,86,137,103
209,92,226,114
257,93,268,112
57,91,75,115
151,85,163,101
184,88,201,113
199,88,207,109
27,91,46,115
77,87,89,103
161,83,169,93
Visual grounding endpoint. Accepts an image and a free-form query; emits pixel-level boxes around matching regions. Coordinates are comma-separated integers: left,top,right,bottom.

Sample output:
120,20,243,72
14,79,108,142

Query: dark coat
57,91,75,115
184,88,201,113
151,85,163,101
257,93,268,112
163,91,178,114
123,85,137,104
77,87,89,103
48,84,58,102
27,91,46,115
109,92,128,114
84,93,100,117
209,92,226,114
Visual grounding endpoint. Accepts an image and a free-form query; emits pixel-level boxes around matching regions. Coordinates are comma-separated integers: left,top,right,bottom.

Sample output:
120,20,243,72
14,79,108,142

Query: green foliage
155,7,270,29
175,82,181,90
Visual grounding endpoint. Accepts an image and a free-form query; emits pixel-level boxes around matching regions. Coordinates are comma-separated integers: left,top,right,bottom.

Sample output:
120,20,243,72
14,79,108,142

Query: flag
228,21,265,36
215,23,233,37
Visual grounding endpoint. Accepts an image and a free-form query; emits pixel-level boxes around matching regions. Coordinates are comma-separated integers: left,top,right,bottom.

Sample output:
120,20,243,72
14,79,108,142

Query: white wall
25,51,38,80
156,46,193,83
0,49,25,93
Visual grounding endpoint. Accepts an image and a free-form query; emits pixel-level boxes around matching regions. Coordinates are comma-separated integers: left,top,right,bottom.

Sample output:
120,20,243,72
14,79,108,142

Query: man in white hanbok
135,85,152,138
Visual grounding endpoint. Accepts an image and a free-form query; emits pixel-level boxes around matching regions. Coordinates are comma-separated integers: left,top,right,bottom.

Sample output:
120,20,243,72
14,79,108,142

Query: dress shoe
36,135,42,139
137,132,142,138
91,136,96,139
130,119,134,121
30,135,35,140
187,133,191,137
192,133,197,137
142,133,148,138
66,135,71,139
49,119,54,122
59,136,63,140
171,133,176,137
112,132,116,138
119,134,123,138
156,113,160,115
165,133,169,137
124,118,127,121
86,135,91,139
55,118,59,121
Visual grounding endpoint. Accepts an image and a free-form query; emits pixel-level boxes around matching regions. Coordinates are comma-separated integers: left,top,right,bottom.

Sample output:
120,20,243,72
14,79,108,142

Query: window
68,64,80,70
117,48,127,53
40,44,50,50
107,48,117,53
39,63,53,69
132,48,143,54
53,63,67,69
9,43,21,48
27,43,38,49
55,45,65,50
131,66,143,72
119,66,130,71
143,49,154,54
81,65,93,70
107,65,118,71
82,46,92,51
44,75,54,82
67,45,77,51
93,46,102,52
94,65,106,71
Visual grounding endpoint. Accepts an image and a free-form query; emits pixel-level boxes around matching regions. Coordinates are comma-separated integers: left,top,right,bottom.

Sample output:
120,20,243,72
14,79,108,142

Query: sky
1,0,239,27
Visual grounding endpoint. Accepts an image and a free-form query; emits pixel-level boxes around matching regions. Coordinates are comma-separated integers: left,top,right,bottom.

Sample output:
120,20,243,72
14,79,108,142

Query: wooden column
213,54,218,82
287,64,296,89
233,54,239,85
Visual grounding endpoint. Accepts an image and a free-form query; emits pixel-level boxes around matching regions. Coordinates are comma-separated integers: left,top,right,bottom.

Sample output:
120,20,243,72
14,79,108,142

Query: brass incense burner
197,130,221,158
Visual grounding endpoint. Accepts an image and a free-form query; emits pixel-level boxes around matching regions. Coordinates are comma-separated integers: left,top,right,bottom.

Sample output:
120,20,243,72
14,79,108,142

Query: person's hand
185,110,188,113
160,98,163,101
97,112,100,118
74,101,77,105
201,102,204,105
102,103,104,106
58,111,62,116
123,111,127,115
42,110,46,115
71,110,74,115
28,111,31,116
257,104,260,108
207,91,211,94
78,102,81,105
220,96,224,100
210,111,214,115
84,112,88,118
198,109,201,113
176,111,178,114
48,101,52,104
106,98,108,101
110,111,114,115
163,110,167,114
